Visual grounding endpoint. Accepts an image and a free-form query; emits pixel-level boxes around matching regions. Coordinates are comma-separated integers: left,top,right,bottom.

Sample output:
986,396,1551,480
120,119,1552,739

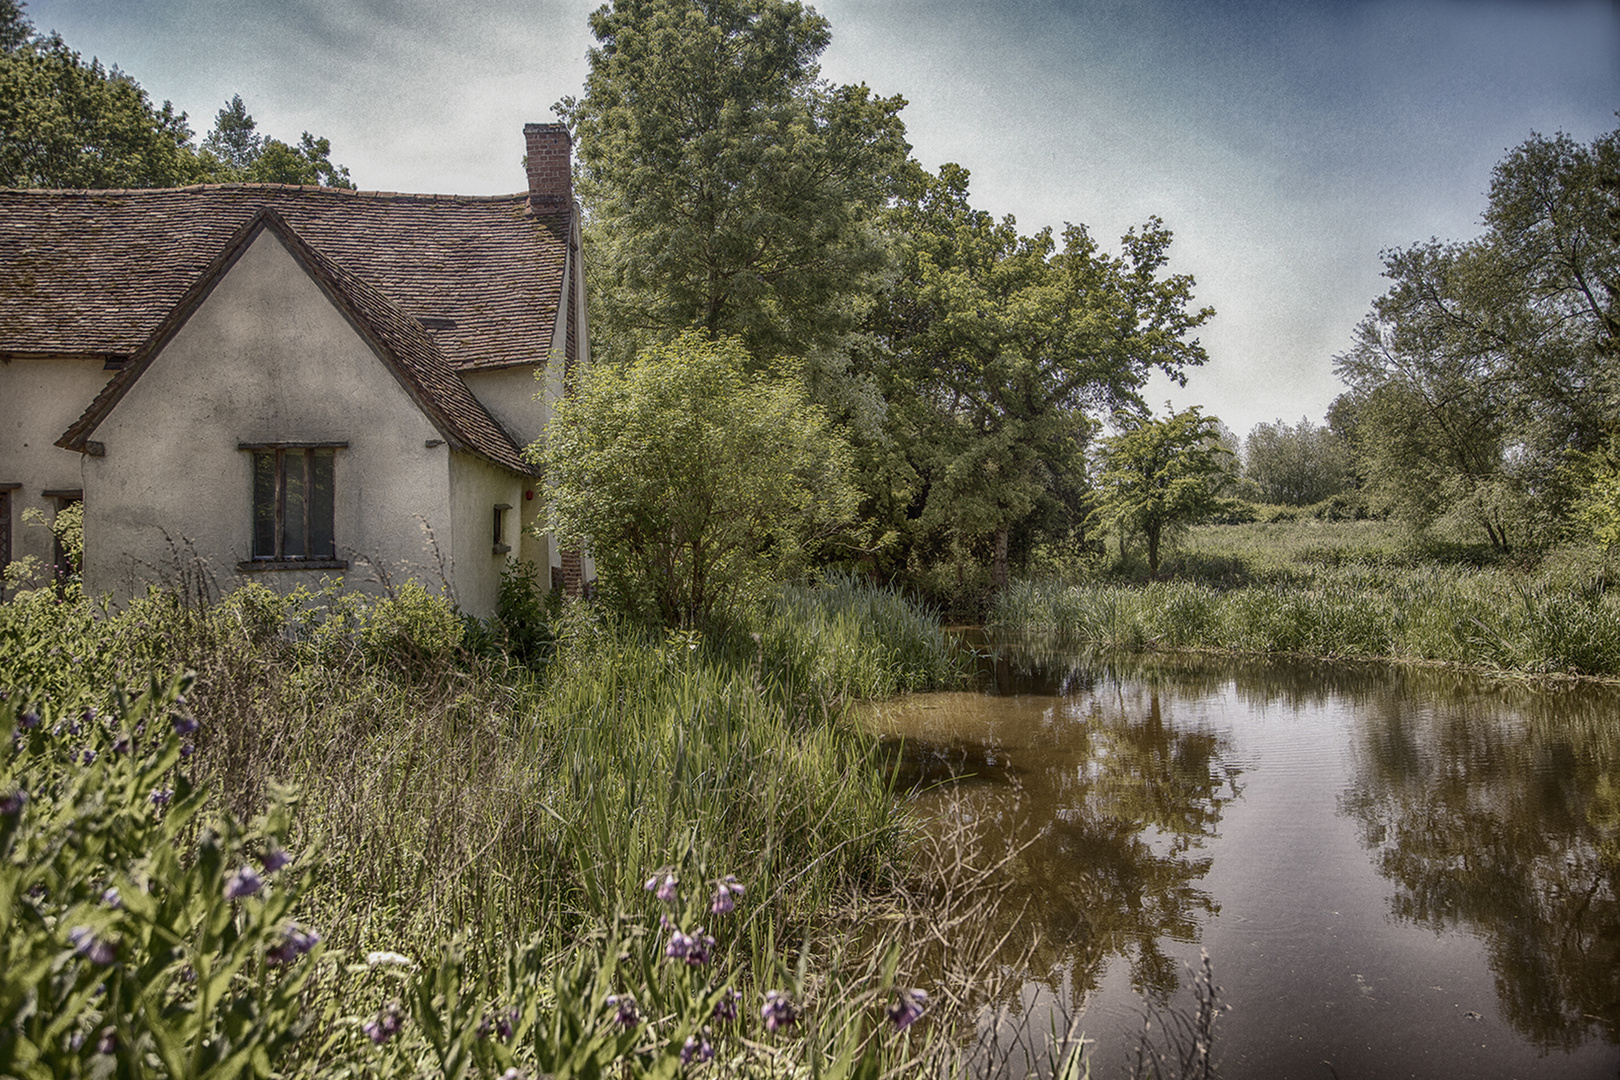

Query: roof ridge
1,184,529,203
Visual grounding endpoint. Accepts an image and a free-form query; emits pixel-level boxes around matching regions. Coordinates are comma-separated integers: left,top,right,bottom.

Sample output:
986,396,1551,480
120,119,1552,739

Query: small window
41,489,82,586
251,447,336,561
493,503,512,555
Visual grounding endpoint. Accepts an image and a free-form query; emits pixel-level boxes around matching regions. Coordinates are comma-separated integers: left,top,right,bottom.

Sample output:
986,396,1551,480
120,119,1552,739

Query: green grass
994,523,1620,678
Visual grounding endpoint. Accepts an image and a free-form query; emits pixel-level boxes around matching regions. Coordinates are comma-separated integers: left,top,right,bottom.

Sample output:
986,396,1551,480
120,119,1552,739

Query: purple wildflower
19,710,40,730
224,866,263,899
172,715,199,737
605,997,641,1029
644,871,679,904
96,1026,117,1055
760,990,797,1033
149,787,172,808
0,789,25,816
180,742,195,758
68,926,117,966
666,928,714,966
887,988,928,1031
112,733,131,755
710,875,744,915
713,988,741,1022
680,1030,714,1065
606,993,639,1028
101,886,122,909
363,1002,404,1045
80,748,96,766
261,847,293,873
267,924,320,965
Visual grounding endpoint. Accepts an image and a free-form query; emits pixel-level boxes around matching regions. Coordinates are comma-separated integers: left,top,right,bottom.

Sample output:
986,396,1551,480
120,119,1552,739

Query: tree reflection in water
871,644,1243,1007
871,644,1620,1067
1339,674,1620,1048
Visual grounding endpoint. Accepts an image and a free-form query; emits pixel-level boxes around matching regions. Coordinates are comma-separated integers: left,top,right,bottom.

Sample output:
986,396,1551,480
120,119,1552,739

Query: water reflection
1340,680,1620,1049
871,647,1244,1005
867,640,1620,1074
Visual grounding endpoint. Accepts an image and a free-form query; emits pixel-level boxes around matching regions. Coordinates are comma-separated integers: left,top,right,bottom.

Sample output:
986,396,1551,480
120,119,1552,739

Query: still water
864,641,1620,1079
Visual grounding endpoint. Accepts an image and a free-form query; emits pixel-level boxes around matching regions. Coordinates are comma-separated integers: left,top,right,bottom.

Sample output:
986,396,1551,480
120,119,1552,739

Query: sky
22,0,1620,439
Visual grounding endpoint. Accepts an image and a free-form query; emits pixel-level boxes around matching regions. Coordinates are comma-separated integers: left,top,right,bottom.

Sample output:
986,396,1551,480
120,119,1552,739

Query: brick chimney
524,122,573,210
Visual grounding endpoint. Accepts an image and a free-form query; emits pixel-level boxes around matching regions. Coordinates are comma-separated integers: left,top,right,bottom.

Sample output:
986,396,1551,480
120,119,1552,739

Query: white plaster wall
460,365,551,449
82,229,457,605
0,357,113,572
446,451,528,619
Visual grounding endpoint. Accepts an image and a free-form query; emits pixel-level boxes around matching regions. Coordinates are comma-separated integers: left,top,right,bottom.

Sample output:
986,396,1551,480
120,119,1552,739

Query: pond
864,639,1620,1079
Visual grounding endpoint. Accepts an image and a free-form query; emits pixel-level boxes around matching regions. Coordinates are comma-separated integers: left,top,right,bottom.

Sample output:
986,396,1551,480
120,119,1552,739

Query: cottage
0,123,590,618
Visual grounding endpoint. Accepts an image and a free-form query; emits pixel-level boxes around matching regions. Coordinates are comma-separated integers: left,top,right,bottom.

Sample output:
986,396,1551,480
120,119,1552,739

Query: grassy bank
1,575,994,1078
994,523,1620,678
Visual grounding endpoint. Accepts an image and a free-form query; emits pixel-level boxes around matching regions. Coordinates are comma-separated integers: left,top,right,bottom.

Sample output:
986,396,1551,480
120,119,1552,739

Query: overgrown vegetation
994,521,1620,678
0,573,1028,1077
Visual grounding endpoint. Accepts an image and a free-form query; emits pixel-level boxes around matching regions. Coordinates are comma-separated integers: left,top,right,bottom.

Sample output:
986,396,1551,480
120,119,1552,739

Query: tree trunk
1147,524,1162,578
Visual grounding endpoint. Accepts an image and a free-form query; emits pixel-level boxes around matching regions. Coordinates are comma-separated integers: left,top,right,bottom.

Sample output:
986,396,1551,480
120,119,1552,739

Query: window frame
238,442,348,572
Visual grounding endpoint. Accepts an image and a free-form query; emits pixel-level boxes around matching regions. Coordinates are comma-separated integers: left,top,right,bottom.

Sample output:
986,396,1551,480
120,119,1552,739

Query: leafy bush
1,675,320,1079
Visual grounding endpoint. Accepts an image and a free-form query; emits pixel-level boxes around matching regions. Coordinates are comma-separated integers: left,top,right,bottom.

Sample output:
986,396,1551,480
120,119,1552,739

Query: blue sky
23,0,1620,438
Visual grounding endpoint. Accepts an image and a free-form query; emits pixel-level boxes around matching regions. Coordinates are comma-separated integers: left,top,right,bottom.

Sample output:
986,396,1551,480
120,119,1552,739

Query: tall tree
0,32,203,188
0,31,353,190
557,0,910,367
1090,405,1233,577
200,97,353,188
866,164,1212,588
201,94,260,172
1,0,30,53
1334,124,1620,550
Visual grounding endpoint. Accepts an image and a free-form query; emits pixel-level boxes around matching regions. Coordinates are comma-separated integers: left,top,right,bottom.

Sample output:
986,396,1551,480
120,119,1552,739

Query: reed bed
991,551,1620,677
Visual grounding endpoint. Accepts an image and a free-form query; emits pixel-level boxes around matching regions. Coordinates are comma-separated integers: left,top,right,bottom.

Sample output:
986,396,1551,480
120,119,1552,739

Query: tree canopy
537,332,859,627
1334,124,1620,551
862,163,1213,587
1243,416,1354,507
557,0,910,366
0,7,351,190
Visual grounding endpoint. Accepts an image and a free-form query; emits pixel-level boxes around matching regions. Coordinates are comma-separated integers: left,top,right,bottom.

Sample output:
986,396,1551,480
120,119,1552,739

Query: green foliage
1,571,968,1077
199,96,352,188
1242,416,1354,506
1,675,321,1079
1334,124,1620,551
558,0,909,367
539,332,861,627
0,32,203,188
1090,406,1235,577
993,521,1620,677
0,24,351,190
861,162,1212,589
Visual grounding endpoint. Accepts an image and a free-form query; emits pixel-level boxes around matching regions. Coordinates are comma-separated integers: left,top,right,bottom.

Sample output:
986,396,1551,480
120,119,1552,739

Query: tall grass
993,537,1620,677
1,573,999,1074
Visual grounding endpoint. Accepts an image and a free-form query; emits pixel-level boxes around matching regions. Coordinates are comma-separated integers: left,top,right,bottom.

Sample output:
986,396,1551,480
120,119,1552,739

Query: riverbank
995,525,1620,679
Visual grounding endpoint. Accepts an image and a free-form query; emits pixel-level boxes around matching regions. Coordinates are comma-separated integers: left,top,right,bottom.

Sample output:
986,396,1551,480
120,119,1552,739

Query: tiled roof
0,184,570,373
57,210,539,476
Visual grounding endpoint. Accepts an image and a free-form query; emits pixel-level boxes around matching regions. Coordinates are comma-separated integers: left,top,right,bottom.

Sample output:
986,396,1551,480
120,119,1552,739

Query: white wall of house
446,450,529,620
461,365,552,450
0,356,113,575
80,229,460,606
